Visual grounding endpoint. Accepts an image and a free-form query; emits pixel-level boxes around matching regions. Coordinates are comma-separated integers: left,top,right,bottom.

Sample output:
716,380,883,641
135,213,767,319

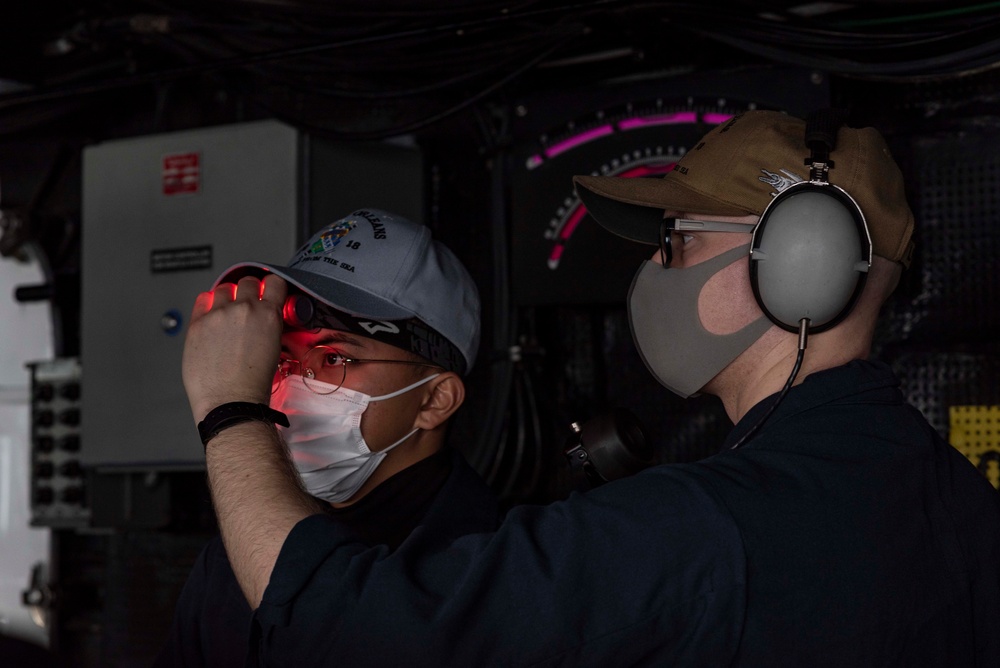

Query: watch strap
197,402,290,449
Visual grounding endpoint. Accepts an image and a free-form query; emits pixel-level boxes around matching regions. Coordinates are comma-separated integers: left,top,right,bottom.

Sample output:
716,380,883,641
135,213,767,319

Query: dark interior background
2,1,999,664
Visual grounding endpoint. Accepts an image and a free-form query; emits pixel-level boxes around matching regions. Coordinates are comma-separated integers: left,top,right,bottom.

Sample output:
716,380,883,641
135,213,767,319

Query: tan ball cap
574,110,915,266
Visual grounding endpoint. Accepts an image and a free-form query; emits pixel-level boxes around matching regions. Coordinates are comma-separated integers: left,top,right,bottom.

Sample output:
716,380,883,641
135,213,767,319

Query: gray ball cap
214,209,481,374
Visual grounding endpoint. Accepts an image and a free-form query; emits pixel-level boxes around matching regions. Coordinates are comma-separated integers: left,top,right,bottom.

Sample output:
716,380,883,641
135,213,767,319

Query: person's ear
413,373,465,431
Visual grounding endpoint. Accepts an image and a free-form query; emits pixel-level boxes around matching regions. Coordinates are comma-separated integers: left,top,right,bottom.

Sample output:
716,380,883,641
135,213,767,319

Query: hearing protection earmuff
749,109,873,333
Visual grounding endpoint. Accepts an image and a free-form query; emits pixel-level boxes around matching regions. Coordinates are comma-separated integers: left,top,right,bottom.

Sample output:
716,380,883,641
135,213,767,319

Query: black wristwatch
197,402,290,450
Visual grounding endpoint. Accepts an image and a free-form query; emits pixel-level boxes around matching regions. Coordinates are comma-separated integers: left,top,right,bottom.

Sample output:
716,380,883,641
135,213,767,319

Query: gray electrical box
82,120,423,469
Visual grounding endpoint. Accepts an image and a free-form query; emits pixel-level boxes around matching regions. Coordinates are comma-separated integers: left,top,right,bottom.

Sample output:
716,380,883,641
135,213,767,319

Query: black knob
59,461,83,478
59,409,81,426
60,487,84,504
60,383,81,401
36,436,55,453
34,461,55,478
34,487,55,505
34,384,55,402
34,410,55,427
60,435,81,452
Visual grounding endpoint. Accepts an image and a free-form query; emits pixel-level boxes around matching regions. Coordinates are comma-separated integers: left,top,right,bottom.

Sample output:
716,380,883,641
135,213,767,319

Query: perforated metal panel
869,125,1000,473
887,350,1000,440
879,130,1000,346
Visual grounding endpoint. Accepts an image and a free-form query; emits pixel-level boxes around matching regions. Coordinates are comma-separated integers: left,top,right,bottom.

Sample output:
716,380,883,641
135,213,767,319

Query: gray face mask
627,244,771,398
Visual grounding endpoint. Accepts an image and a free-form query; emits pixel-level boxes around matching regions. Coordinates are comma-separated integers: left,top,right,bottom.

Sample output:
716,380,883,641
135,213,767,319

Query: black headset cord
730,318,809,450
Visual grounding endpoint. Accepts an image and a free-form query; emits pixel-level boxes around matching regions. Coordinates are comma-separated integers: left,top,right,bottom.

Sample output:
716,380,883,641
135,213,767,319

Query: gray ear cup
749,181,872,333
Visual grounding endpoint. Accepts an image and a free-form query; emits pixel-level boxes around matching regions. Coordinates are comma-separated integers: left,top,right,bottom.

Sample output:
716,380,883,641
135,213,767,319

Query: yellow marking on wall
949,405,1000,490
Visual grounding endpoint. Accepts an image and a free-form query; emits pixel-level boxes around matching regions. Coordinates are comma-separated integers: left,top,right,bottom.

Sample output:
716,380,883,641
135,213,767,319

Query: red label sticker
162,153,200,195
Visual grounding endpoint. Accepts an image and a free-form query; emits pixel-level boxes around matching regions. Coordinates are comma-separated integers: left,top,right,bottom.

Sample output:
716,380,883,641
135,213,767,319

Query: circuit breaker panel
28,358,87,527
81,120,423,471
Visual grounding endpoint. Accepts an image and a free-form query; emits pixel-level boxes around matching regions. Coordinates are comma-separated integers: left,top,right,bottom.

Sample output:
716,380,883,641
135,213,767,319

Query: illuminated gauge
543,154,682,271
509,100,746,305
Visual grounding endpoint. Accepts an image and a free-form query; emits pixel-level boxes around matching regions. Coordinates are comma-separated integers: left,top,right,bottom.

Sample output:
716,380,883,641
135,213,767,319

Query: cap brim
214,262,417,321
573,175,753,244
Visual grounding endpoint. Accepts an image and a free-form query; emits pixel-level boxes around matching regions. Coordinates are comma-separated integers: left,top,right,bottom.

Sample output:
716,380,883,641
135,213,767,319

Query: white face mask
270,373,439,503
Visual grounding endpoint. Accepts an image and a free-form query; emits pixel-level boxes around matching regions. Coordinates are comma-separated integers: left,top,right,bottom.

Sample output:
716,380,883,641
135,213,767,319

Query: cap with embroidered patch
573,110,915,266
214,209,480,374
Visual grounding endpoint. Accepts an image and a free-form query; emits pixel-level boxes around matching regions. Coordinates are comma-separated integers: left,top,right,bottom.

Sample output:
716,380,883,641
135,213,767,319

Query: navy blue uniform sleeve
250,468,748,666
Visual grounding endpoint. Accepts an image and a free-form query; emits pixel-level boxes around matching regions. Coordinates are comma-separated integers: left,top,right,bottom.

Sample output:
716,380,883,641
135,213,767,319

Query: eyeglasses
275,346,441,395
658,217,756,267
